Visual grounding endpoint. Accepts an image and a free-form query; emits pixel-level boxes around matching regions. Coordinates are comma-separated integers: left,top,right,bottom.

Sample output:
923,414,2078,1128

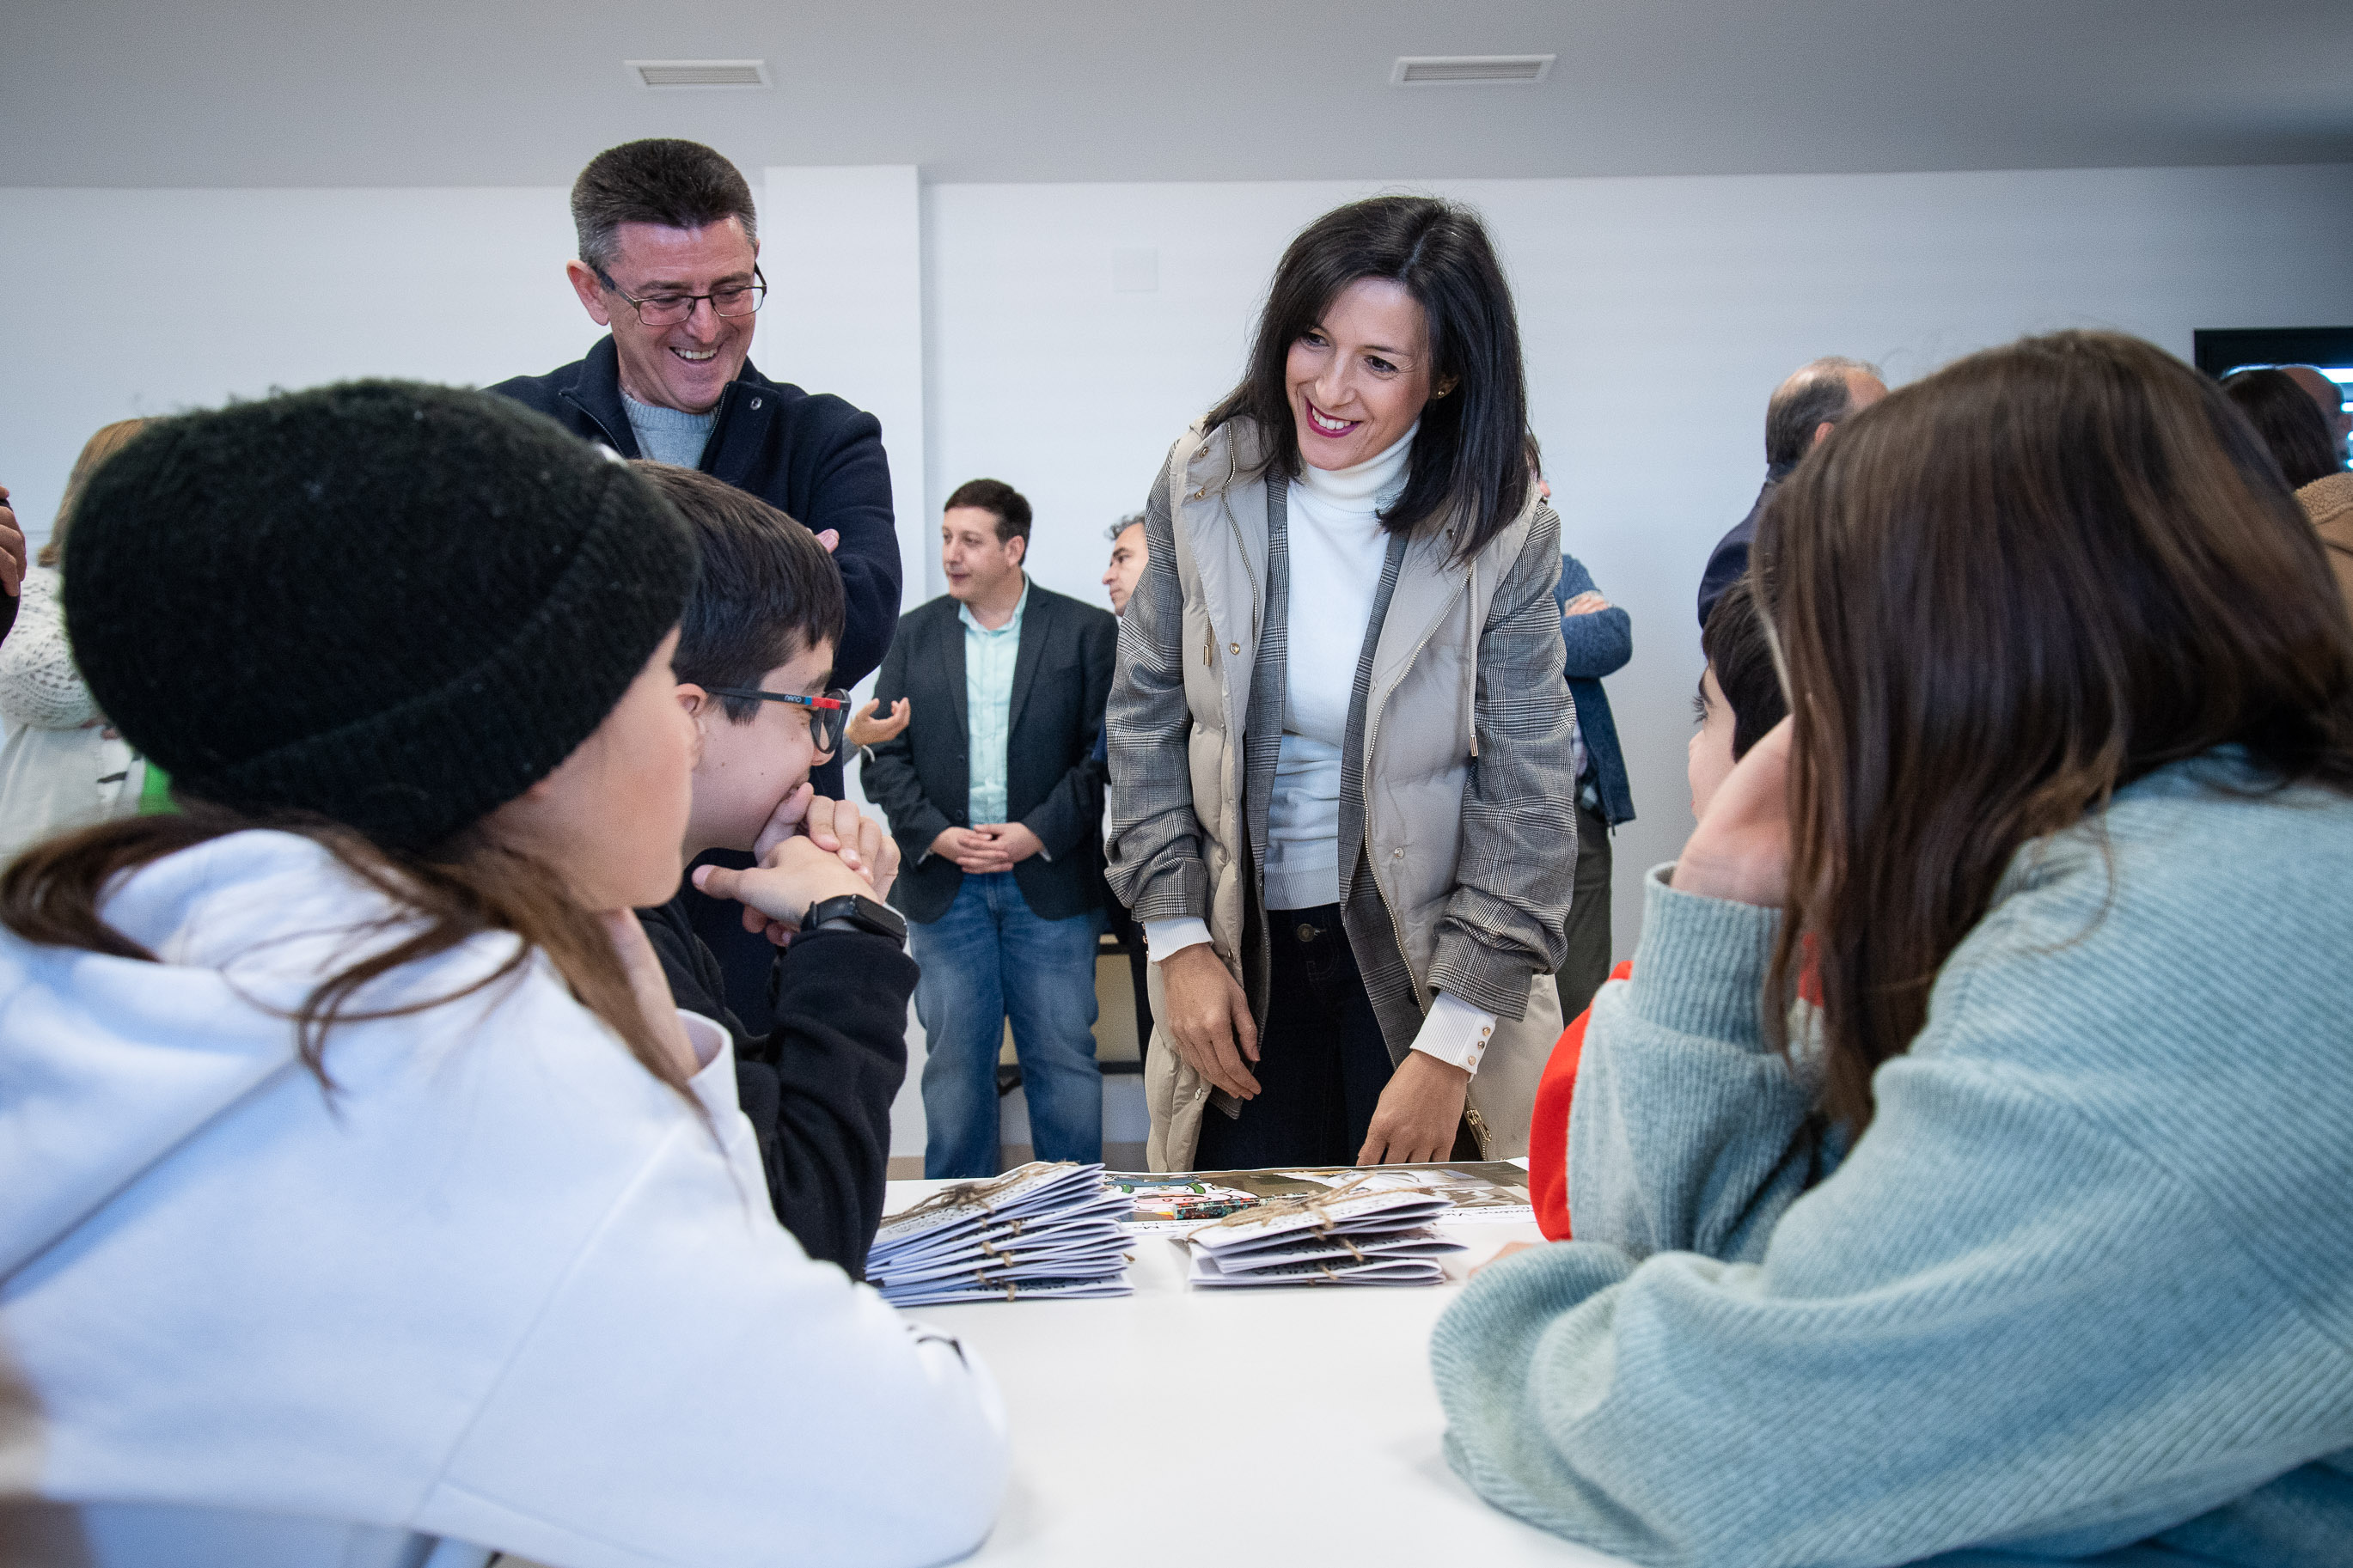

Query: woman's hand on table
1358,1052,1470,1165
1671,715,1794,907
1158,943,1262,1100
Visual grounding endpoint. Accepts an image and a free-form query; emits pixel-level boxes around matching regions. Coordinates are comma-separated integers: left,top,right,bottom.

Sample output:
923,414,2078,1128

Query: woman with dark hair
1106,195,1578,1172
0,419,150,863
2222,366,2345,491
1433,332,2353,1565
2225,367,2353,610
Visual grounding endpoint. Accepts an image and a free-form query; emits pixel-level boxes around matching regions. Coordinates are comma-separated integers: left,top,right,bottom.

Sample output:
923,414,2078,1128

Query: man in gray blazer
861,479,1118,1177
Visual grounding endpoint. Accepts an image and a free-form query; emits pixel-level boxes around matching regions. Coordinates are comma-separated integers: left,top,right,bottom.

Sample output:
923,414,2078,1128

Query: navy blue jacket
488,337,903,695
1696,476,1779,631
1556,555,1635,827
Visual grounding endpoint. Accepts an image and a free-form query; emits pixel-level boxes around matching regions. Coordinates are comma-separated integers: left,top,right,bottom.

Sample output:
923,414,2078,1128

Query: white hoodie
0,831,1006,1567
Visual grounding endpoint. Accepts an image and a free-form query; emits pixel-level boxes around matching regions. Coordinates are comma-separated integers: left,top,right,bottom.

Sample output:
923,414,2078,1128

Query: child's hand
694,839,877,949
750,782,817,862
793,795,901,900
1672,716,1793,907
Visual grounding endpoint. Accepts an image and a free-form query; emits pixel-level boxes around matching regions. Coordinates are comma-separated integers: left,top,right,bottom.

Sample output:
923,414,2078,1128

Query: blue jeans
910,872,1103,1177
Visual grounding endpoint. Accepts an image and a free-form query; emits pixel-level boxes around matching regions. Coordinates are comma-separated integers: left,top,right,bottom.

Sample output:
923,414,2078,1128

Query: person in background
1101,513,1146,614
1526,577,1786,1241
0,382,1005,1568
1435,331,2353,1565
1549,506,1634,1028
2222,367,2345,491
2282,363,2351,461
491,137,903,1034
0,421,149,864
626,462,910,1279
862,479,1118,1177
2224,368,2353,612
0,486,22,643
1695,356,1885,629
1097,512,1154,1065
1109,194,1577,1174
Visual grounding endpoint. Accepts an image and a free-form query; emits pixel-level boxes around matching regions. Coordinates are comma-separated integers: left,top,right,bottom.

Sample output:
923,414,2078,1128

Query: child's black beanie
63,380,697,851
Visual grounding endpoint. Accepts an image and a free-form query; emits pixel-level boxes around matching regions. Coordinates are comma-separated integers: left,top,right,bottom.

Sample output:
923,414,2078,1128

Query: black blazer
862,582,1117,924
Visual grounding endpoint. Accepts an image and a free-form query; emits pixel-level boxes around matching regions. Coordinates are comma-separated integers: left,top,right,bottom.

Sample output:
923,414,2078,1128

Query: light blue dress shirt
959,577,1030,827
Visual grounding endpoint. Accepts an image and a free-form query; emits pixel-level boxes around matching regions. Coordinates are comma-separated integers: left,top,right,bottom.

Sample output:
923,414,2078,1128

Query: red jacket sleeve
1527,960,1634,1241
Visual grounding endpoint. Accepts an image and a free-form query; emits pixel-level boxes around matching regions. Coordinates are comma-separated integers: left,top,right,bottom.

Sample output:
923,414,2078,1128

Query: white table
889,1177,1636,1567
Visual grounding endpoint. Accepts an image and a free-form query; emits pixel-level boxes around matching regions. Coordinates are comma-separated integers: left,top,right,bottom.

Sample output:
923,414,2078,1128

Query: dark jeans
911,871,1103,1178
1192,905,1395,1170
1553,803,1615,1025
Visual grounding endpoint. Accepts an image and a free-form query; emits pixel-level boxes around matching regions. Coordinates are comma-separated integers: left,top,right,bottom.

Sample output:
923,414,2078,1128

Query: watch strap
802,893,908,946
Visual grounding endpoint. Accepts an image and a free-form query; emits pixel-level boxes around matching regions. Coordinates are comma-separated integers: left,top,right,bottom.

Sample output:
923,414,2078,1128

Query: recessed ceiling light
626,59,770,89
1391,55,1555,87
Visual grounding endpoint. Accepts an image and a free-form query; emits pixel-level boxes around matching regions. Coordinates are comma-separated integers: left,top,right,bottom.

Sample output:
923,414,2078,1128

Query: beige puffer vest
1141,419,1563,1170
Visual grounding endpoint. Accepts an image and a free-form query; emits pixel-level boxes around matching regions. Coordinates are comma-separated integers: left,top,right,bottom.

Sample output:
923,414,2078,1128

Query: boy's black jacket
637,893,914,1279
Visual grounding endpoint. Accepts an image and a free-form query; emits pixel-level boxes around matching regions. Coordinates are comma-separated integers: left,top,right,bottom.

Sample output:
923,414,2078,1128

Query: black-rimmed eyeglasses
706,685,849,753
596,265,767,327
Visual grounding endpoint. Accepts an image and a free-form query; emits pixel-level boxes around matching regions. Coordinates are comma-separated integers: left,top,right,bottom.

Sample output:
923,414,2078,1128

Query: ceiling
5,0,2350,188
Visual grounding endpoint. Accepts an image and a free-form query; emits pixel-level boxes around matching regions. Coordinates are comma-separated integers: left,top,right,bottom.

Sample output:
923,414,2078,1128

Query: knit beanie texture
64,381,696,850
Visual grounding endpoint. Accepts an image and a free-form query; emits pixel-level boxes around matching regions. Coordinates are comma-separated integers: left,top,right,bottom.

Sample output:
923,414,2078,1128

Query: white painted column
757,165,930,612
758,166,935,1162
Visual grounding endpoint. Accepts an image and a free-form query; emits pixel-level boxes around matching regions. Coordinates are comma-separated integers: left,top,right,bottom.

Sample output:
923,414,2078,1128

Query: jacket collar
559,336,785,466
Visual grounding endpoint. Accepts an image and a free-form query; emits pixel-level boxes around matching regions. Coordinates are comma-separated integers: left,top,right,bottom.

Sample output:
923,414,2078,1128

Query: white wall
923,162,2353,956
7,162,2350,969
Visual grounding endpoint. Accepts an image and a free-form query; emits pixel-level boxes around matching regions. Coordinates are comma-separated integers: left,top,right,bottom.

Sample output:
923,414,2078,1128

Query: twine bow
879,1161,1082,1229
1184,1173,1443,1245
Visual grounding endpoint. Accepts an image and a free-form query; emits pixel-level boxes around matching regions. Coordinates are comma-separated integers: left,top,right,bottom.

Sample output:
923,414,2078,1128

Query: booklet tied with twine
1180,1174,1468,1287
868,1162,1134,1307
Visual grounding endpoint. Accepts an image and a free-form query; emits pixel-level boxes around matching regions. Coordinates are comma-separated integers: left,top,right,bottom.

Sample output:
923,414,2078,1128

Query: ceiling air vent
627,59,770,89
1391,54,1555,87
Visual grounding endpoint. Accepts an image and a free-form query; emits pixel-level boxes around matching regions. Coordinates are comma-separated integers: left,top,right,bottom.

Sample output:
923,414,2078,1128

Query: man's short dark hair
1105,512,1145,543
1765,357,1879,474
633,463,842,723
572,139,759,278
1700,577,1788,761
944,479,1033,546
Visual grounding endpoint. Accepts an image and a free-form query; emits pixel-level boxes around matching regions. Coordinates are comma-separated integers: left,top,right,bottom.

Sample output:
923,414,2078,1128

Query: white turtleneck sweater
1147,426,1500,1078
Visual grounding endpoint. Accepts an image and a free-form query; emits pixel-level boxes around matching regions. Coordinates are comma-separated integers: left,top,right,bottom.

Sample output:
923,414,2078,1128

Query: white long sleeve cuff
1144,917,1213,962
1410,991,1500,1077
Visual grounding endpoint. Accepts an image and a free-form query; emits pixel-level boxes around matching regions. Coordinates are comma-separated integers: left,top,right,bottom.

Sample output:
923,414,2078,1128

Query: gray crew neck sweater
621,394,718,469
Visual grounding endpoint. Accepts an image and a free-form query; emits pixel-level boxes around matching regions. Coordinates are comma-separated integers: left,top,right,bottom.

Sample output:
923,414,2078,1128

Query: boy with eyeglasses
629,462,913,1279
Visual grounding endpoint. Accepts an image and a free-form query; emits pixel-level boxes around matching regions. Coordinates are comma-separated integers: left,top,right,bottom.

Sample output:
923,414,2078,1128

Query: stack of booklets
867,1162,1134,1307
1183,1177,1468,1288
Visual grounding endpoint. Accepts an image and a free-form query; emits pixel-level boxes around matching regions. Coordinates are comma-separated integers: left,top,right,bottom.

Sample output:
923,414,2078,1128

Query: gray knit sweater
1431,754,2353,1566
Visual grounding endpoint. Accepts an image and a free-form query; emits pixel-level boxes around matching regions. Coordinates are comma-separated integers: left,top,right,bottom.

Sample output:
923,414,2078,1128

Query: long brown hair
37,418,147,570
0,804,693,1098
1755,330,2353,1128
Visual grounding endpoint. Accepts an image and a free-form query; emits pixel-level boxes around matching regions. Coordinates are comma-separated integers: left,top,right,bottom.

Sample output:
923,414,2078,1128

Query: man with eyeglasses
494,137,902,1033
491,137,900,779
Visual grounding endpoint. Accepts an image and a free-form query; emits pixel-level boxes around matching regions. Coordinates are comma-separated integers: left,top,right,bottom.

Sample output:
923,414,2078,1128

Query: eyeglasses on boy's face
706,686,850,753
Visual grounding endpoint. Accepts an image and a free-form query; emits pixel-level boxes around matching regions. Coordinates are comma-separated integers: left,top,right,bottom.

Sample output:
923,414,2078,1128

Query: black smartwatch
801,893,908,948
